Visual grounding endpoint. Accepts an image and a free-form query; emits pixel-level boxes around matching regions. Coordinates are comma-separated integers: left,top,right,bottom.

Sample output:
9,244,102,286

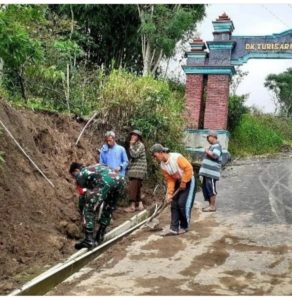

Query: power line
261,4,290,30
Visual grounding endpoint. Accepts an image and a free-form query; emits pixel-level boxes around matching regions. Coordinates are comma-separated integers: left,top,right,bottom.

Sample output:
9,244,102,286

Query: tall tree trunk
138,4,155,77
151,50,163,75
143,40,152,76
163,57,170,79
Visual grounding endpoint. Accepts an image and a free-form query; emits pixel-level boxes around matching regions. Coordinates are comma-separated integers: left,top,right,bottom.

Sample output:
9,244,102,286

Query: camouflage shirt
76,164,124,206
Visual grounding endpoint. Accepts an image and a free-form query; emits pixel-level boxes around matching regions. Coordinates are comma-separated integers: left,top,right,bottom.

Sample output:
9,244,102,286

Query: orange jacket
162,155,193,197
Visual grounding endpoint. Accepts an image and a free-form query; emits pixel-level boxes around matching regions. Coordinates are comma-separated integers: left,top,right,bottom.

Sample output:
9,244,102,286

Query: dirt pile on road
0,99,100,294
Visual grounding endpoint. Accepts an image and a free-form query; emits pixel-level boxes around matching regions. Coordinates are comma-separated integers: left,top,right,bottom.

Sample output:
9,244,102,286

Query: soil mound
0,99,98,294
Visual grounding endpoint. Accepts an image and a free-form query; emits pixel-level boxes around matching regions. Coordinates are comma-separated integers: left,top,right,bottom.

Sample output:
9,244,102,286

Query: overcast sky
166,3,292,113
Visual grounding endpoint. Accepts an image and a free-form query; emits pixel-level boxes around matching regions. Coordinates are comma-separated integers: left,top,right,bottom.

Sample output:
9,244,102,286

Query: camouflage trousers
79,183,125,234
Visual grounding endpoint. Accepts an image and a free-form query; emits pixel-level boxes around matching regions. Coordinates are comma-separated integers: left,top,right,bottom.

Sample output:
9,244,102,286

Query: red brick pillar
185,74,204,128
204,75,230,130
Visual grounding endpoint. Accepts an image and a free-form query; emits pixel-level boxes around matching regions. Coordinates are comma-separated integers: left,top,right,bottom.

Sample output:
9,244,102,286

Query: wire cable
261,4,290,30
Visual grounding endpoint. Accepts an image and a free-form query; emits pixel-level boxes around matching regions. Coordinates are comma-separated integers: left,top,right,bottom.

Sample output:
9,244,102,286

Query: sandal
178,228,188,234
202,206,216,212
159,229,178,236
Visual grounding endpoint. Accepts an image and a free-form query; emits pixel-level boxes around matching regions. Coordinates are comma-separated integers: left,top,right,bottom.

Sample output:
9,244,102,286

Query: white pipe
75,111,97,146
0,118,55,188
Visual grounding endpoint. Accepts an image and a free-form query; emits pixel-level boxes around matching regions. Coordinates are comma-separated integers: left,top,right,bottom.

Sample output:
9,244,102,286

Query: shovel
146,188,180,230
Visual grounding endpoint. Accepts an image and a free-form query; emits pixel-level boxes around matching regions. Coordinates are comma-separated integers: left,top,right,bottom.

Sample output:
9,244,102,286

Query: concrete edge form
9,204,158,296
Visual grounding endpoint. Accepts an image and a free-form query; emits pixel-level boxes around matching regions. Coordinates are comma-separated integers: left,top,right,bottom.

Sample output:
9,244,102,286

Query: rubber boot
95,225,106,245
75,232,95,250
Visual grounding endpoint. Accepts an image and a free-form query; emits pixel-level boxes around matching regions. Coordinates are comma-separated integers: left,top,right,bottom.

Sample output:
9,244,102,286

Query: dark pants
170,176,195,231
128,178,142,204
202,176,217,202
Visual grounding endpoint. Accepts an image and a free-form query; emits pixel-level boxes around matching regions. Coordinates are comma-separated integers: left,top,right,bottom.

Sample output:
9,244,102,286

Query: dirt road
49,154,292,296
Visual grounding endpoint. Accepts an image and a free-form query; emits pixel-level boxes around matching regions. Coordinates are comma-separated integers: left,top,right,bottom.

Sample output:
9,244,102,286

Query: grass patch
229,114,286,156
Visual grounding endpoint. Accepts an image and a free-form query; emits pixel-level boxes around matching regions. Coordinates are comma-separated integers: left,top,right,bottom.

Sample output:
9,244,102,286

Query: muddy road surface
48,154,292,296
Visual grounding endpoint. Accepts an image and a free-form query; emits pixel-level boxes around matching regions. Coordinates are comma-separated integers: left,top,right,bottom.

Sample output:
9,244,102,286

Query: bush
97,69,186,180
22,64,104,115
2,67,188,180
229,114,284,156
228,95,249,132
257,114,292,142
98,69,185,148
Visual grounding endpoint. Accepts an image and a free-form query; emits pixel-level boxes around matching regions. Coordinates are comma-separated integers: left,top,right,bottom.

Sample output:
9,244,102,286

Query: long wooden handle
147,188,181,223
157,187,181,215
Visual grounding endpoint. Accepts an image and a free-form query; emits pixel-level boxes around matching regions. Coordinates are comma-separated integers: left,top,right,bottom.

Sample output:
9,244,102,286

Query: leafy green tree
17,6,91,113
50,4,143,72
0,5,45,99
137,4,205,76
53,5,205,76
265,68,292,117
53,39,84,112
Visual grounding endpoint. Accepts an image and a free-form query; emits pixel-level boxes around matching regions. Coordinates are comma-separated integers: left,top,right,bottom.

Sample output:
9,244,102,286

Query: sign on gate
232,30,292,65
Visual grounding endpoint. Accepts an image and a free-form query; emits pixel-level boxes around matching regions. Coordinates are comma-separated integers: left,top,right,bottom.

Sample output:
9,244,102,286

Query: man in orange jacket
150,144,196,236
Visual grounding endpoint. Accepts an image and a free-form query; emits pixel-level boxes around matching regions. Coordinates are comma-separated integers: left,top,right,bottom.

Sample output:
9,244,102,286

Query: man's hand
205,148,210,155
205,148,214,158
179,181,187,191
76,185,87,196
130,135,137,145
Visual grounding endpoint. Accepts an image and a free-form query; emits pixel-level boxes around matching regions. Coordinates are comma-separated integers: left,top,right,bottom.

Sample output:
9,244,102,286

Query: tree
265,69,292,117
50,4,143,73
137,4,205,76
0,5,45,99
52,39,84,112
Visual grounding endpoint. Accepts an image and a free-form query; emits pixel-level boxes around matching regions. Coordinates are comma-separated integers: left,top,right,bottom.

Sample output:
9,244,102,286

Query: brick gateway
182,13,292,162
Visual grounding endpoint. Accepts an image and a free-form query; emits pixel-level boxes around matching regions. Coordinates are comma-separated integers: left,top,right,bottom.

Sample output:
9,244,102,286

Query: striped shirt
127,141,147,179
199,143,222,180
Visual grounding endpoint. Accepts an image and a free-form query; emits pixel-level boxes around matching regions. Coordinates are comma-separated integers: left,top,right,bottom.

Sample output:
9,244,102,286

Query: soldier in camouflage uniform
69,162,125,250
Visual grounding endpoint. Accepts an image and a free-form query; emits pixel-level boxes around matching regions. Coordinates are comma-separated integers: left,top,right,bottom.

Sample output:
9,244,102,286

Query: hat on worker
150,143,169,154
207,130,218,138
130,129,142,138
